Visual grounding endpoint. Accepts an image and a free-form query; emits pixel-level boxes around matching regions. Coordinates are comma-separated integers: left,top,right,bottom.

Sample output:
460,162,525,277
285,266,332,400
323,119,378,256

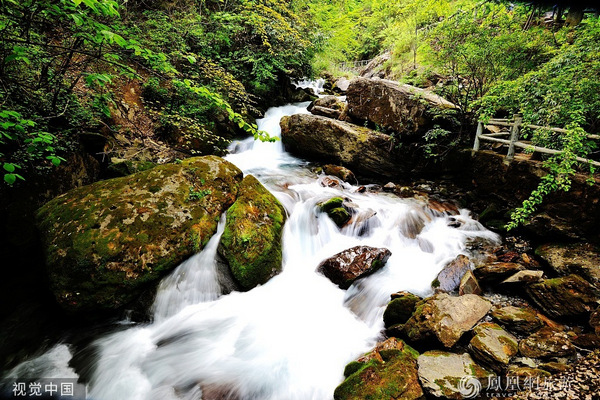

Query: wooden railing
472,114,600,167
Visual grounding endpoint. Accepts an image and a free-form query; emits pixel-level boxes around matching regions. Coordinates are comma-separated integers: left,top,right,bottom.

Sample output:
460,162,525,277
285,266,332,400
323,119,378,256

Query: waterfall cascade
4,95,499,400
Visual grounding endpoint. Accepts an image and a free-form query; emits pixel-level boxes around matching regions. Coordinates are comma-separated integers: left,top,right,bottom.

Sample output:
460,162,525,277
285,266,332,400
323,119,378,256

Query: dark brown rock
526,274,600,319
321,164,357,184
317,246,391,289
346,77,457,137
591,307,600,335
501,270,544,285
310,105,342,119
474,262,526,284
519,327,575,358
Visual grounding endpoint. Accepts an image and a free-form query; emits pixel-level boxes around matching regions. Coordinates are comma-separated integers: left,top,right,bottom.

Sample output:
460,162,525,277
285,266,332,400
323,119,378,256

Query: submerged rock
218,175,286,291
526,274,600,319
403,293,491,348
417,351,491,399
318,197,351,227
36,156,243,316
334,338,423,400
317,246,391,289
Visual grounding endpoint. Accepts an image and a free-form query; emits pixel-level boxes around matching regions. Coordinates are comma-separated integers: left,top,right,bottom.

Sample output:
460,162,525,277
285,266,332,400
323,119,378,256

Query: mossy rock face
218,175,286,290
334,338,424,400
383,292,421,328
491,305,543,334
518,327,575,359
318,197,352,228
468,322,518,371
106,160,157,178
36,156,243,316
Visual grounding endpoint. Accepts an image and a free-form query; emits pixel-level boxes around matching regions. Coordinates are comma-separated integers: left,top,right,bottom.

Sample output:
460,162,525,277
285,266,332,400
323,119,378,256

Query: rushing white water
6,99,500,400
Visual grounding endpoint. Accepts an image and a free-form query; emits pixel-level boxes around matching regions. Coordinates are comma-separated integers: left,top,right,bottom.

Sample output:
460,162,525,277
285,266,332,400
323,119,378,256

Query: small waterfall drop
4,95,500,400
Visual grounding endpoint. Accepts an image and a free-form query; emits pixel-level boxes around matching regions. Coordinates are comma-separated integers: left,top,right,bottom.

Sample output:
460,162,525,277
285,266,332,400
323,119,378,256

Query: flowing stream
5,85,500,399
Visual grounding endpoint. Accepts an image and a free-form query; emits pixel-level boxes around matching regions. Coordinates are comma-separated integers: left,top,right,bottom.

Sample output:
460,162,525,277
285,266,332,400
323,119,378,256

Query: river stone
433,255,472,292
403,293,492,348
334,338,423,400
280,113,406,179
501,270,544,285
536,243,600,285
318,197,351,227
36,156,243,315
518,327,575,358
218,175,286,291
491,306,543,334
417,351,491,399
310,105,342,119
538,361,572,374
526,274,600,319
346,77,457,137
333,77,351,93
317,246,391,289
506,366,551,378
474,262,526,284
321,164,357,184
307,95,345,112
383,292,421,328
468,322,519,371
459,270,482,295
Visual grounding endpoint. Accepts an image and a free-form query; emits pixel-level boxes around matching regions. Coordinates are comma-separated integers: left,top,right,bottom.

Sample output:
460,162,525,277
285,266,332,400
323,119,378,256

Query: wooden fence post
472,121,483,155
505,113,522,164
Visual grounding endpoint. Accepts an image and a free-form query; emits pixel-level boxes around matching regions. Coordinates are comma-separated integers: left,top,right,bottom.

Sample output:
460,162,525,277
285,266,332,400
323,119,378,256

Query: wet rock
334,338,423,400
433,255,472,292
403,293,491,348
536,243,600,285
474,262,526,284
501,270,544,285
383,292,422,328
310,105,342,119
383,182,396,192
468,322,519,371
491,306,543,334
318,175,343,188
398,209,429,239
426,200,459,216
459,270,482,295
397,186,415,198
519,327,575,358
346,77,457,137
280,113,406,179
36,156,243,316
106,159,156,178
526,274,600,319
321,164,357,184
317,246,391,289
318,197,351,227
417,351,491,399
218,175,286,291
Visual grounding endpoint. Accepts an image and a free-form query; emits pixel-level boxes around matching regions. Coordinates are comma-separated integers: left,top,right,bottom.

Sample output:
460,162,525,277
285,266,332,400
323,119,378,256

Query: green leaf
3,163,16,173
4,174,16,185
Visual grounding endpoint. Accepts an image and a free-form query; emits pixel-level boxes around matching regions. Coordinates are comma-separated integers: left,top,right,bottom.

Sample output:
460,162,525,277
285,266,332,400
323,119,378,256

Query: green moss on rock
35,156,243,316
218,175,286,290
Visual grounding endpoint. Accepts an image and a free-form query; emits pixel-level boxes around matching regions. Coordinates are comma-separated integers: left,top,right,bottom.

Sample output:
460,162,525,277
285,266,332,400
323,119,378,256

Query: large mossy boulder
280,113,405,178
334,338,424,400
36,156,243,315
346,77,457,137
218,175,286,291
